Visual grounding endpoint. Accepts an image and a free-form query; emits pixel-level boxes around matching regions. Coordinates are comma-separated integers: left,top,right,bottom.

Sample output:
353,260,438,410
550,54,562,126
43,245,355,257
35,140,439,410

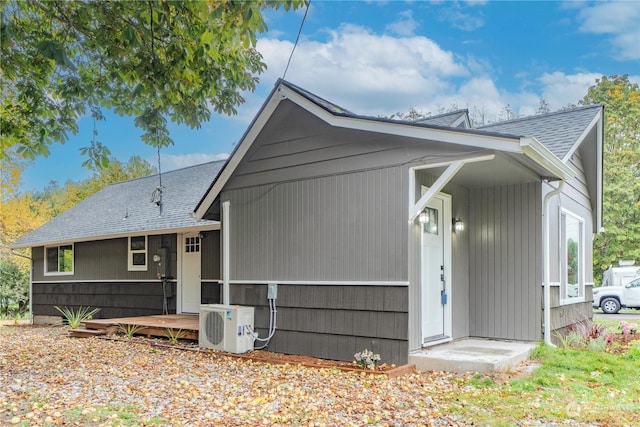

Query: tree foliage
0,259,29,316
1,0,303,168
581,75,640,279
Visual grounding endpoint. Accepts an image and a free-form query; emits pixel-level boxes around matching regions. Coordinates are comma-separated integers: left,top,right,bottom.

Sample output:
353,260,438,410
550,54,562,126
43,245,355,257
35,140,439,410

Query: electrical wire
282,0,310,80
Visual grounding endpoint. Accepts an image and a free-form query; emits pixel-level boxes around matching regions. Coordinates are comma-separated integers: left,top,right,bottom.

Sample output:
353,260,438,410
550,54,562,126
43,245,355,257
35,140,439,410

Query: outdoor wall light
418,209,429,224
453,218,465,232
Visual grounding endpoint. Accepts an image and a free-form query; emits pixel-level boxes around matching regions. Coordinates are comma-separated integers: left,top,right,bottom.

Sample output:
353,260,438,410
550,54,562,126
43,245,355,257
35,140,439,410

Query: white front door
181,233,202,313
421,193,452,344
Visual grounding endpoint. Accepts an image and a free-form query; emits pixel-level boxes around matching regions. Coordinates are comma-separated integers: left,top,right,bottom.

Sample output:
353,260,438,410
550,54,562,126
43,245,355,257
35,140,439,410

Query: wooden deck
80,314,199,340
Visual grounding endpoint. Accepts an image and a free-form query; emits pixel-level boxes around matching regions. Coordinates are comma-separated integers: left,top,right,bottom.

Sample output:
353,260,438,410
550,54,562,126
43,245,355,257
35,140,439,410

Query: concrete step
409,338,536,373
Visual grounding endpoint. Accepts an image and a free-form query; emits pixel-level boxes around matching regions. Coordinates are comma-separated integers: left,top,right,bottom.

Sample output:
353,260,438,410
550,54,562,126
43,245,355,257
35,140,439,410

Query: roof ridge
479,104,603,128
106,159,227,188
415,109,469,122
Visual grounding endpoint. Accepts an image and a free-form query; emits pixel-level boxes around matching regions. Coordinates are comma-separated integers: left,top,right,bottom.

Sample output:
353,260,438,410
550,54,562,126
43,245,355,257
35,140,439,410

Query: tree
1,0,304,168
536,98,551,115
0,260,29,316
581,75,640,281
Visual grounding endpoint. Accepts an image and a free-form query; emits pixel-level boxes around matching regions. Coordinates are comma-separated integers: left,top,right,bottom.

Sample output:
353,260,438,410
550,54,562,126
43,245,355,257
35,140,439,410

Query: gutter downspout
543,180,564,348
222,201,230,305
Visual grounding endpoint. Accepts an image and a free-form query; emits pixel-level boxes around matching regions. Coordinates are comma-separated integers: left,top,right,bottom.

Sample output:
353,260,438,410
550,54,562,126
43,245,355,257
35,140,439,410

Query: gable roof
12,161,224,248
478,105,603,160
194,79,578,219
415,110,470,128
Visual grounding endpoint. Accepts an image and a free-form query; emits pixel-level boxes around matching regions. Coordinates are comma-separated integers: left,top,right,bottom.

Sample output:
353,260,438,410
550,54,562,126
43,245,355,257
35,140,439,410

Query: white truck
593,262,640,313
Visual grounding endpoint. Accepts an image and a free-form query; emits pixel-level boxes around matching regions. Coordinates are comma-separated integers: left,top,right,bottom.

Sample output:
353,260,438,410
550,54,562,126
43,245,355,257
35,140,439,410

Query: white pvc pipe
542,181,564,348
222,200,230,305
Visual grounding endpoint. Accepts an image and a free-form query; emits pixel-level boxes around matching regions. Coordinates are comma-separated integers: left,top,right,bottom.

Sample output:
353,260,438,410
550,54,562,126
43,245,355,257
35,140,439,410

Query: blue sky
21,0,640,192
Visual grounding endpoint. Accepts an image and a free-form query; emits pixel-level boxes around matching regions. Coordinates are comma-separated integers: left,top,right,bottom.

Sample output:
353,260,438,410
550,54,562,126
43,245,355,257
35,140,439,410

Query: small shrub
165,328,186,345
354,349,381,370
54,306,101,329
118,324,145,339
587,336,607,353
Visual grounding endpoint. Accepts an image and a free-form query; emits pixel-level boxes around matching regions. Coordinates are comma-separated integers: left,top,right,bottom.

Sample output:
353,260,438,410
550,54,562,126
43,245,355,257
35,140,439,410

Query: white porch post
222,200,230,305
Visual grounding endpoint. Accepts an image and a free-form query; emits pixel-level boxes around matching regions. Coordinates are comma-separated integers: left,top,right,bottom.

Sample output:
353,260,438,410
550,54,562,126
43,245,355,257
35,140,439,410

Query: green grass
444,341,640,426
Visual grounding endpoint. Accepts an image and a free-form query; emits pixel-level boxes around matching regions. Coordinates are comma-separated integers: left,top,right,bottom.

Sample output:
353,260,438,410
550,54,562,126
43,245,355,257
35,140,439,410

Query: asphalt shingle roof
415,110,469,128
12,161,224,247
478,105,602,159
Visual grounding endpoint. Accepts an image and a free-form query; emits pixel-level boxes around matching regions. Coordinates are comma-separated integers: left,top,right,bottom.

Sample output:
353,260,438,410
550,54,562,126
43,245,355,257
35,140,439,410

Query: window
185,236,200,253
128,236,147,271
45,245,74,275
561,209,584,303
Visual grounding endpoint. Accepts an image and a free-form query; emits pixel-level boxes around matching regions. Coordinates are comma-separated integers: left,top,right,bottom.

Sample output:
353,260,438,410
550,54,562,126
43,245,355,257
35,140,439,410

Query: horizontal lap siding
468,182,542,341
230,284,409,365
32,235,177,282
32,281,176,318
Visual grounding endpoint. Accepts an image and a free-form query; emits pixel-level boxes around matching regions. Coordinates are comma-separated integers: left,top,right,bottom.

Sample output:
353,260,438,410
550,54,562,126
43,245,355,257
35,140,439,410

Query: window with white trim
45,244,74,275
128,236,147,271
560,209,584,304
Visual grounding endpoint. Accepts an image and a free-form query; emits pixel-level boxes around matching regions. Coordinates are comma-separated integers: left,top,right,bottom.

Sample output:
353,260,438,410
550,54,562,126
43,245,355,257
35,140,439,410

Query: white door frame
420,188,452,346
177,231,202,314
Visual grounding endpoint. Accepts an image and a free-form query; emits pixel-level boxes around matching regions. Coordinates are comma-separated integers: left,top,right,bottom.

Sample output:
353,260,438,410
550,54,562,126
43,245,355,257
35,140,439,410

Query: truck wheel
601,297,621,314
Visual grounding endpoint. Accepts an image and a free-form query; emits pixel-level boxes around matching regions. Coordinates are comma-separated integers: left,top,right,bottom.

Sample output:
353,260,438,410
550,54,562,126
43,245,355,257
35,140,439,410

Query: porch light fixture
418,209,429,224
453,218,465,232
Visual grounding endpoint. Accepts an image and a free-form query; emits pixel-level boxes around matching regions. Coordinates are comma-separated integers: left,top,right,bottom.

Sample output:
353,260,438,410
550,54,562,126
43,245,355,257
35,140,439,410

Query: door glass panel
422,207,438,235
185,237,200,253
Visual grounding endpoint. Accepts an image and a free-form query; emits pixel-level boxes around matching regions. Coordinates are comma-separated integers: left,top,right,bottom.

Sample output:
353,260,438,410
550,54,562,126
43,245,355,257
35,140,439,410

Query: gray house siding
30,232,222,318
224,167,408,282
468,182,543,341
229,284,408,365
32,235,177,282
546,151,594,334
201,230,221,304
32,281,176,318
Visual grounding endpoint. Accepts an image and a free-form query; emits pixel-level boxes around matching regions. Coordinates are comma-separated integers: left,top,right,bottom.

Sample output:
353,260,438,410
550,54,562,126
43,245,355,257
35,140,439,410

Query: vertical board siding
468,182,543,341
32,281,177,318
224,167,408,282
230,284,409,365
201,230,221,280
32,235,177,282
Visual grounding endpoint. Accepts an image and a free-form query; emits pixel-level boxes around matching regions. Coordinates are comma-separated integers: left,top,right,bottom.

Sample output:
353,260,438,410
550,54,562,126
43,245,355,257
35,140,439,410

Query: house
13,80,603,366
12,161,226,320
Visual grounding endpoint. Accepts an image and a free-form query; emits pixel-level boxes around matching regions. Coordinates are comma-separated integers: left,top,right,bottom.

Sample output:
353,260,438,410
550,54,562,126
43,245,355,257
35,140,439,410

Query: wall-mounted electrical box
267,283,278,300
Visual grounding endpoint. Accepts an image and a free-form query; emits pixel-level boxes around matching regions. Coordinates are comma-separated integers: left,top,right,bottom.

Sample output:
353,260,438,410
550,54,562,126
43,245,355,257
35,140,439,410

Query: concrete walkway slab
409,338,536,373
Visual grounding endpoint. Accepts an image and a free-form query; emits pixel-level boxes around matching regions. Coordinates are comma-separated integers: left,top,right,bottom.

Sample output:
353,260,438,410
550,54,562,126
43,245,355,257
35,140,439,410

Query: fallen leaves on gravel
1,326,467,426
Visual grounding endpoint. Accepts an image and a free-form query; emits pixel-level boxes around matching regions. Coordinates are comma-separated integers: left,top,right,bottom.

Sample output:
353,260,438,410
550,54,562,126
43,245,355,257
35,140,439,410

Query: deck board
84,315,199,340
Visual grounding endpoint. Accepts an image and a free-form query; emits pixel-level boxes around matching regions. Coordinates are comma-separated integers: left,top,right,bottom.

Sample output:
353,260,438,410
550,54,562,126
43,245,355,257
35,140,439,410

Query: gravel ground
1,326,469,426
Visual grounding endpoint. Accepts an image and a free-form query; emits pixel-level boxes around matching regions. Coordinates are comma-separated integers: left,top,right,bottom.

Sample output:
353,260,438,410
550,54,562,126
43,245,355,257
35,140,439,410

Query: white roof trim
281,86,520,153
562,108,602,162
195,82,523,220
520,137,575,180
10,223,220,249
194,88,287,220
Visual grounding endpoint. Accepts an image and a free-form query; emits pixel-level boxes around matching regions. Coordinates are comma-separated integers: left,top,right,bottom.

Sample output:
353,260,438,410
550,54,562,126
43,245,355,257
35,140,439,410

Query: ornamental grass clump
354,349,381,370
54,306,101,329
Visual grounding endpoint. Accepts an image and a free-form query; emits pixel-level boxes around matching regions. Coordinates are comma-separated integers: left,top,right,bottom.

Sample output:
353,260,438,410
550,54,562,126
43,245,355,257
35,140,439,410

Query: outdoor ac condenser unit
199,304,254,353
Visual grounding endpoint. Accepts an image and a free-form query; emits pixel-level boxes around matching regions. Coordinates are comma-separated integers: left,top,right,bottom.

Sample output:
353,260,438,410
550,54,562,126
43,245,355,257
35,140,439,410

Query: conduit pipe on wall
222,200,230,305
542,180,564,348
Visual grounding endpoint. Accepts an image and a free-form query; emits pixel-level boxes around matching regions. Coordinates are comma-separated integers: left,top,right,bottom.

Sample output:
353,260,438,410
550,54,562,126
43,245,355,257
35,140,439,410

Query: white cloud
257,24,468,115
386,10,420,36
438,6,485,32
577,2,640,60
537,71,603,108
160,153,229,171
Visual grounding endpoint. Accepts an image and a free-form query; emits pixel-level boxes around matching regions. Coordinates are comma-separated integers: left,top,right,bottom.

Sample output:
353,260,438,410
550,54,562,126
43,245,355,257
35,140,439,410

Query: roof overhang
9,223,220,249
194,81,580,220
